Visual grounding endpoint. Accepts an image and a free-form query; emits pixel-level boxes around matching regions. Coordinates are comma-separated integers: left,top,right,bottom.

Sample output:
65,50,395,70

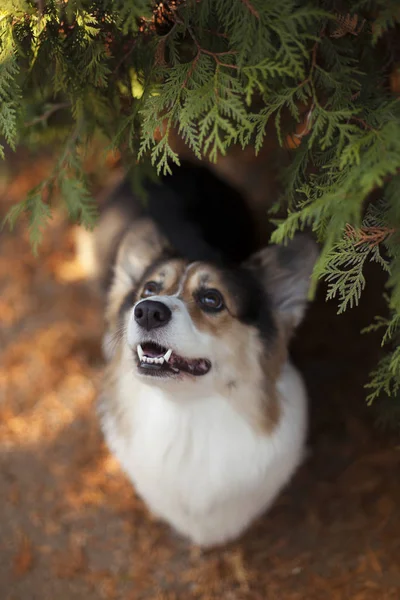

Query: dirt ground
1,155,400,600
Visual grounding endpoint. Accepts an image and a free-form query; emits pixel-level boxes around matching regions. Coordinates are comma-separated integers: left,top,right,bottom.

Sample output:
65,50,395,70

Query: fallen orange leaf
13,534,34,576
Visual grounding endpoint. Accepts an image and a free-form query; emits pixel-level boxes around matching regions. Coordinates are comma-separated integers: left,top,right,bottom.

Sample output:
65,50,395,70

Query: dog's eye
198,289,224,312
142,281,160,297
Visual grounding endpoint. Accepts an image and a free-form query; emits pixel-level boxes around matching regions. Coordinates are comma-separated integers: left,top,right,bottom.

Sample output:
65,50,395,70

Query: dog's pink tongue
169,354,209,374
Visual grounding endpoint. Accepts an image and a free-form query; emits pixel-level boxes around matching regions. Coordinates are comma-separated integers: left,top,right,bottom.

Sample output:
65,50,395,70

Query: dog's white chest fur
102,361,307,547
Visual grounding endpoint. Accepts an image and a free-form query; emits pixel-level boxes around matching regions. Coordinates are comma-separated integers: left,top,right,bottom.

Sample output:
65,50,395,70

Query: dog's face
105,227,318,405
125,259,276,391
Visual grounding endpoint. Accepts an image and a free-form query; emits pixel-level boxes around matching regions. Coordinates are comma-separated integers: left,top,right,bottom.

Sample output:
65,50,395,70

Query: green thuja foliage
1,0,400,417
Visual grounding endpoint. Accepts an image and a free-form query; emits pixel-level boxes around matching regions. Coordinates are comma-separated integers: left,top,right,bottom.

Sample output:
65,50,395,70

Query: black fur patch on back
144,161,257,265
102,162,258,296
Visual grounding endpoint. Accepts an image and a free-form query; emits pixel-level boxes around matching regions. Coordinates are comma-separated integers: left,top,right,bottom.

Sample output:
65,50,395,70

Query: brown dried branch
200,47,238,69
345,224,396,248
298,33,323,89
154,38,167,66
331,13,366,39
24,103,70,128
240,0,260,19
349,115,380,135
35,0,44,16
182,52,200,88
181,24,238,88
203,29,229,39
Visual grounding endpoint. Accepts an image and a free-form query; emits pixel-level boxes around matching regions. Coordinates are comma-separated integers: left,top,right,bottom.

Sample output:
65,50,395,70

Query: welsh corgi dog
97,162,318,548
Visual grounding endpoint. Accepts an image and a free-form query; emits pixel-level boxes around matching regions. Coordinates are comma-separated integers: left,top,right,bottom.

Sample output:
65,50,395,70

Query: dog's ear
113,217,167,285
245,234,319,333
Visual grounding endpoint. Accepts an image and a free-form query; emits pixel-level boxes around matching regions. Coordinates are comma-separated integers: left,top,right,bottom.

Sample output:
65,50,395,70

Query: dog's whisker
104,324,126,355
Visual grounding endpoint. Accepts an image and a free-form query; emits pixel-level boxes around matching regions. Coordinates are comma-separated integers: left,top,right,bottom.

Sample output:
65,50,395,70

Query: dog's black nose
134,300,172,331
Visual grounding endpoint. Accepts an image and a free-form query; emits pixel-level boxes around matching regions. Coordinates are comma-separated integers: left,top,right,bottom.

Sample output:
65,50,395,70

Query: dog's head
105,222,318,408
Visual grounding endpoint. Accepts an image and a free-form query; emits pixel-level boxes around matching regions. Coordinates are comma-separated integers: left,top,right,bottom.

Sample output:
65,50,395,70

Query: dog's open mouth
136,342,211,377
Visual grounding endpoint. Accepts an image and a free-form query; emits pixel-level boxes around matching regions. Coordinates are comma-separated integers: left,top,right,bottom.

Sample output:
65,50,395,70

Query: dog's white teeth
138,346,170,365
140,355,165,365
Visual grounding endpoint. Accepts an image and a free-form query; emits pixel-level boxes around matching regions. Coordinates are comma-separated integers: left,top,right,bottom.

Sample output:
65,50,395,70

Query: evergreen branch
25,189,53,256
1,0,400,418
366,353,400,404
